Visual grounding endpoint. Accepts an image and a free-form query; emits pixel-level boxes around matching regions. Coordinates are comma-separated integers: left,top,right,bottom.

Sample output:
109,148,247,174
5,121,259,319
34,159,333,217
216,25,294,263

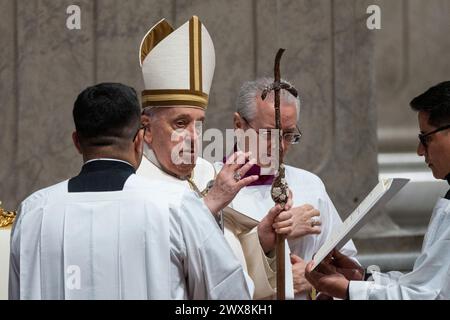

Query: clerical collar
143,144,207,197
68,159,136,193
445,173,450,200
81,159,135,173
85,158,134,167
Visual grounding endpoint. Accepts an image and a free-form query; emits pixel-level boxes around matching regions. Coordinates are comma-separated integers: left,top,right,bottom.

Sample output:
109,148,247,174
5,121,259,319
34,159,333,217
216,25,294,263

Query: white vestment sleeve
438,265,450,299
350,246,450,300
169,204,189,300
371,271,405,285
8,202,25,300
173,191,252,300
350,201,450,300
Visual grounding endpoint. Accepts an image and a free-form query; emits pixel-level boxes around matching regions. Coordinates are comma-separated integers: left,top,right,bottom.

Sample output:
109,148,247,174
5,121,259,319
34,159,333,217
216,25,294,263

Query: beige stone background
0,0,377,212
0,0,450,270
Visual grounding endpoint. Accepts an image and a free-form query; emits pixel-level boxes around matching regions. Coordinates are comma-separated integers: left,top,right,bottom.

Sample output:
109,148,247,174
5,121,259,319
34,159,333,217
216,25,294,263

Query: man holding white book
305,81,450,300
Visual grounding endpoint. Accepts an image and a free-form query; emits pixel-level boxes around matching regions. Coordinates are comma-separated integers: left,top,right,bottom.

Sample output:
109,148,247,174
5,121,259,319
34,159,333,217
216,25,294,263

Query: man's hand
327,249,365,281
305,260,350,300
257,190,293,253
203,152,258,215
290,254,312,295
304,250,364,299
285,204,321,239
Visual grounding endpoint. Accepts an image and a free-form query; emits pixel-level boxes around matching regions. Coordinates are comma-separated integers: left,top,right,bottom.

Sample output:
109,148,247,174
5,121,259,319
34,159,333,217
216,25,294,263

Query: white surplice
0,228,11,300
349,197,450,300
214,162,358,300
8,174,251,300
137,147,279,298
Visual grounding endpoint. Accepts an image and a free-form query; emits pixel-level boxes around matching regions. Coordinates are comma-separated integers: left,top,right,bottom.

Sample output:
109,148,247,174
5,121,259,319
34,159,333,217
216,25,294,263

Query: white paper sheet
312,178,409,269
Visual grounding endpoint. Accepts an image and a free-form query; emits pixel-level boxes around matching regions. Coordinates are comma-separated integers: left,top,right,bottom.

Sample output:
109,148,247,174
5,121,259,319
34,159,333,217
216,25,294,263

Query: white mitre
139,16,215,110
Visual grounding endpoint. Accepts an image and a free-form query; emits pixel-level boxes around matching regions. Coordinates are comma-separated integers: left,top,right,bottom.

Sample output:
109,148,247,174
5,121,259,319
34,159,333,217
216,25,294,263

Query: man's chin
176,163,196,177
430,168,445,180
432,170,445,180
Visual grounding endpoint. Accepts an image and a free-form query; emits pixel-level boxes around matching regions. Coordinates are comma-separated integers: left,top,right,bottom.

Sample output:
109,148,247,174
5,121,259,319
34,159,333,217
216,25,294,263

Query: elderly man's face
417,111,450,179
236,96,298,167
143,107,205,177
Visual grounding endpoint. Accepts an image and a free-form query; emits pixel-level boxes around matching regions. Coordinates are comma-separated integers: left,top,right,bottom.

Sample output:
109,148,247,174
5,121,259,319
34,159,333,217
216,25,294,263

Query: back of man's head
73,83,141,150
410,81,450,127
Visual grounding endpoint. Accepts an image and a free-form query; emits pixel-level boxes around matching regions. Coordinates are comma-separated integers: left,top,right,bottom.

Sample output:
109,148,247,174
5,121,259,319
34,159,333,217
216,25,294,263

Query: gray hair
142,106,162,119
235,77,301,122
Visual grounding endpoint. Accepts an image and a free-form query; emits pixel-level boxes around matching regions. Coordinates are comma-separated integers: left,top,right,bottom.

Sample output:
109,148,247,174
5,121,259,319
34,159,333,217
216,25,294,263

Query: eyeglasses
241,116,303,145
133,124,147,142
418,124,450,148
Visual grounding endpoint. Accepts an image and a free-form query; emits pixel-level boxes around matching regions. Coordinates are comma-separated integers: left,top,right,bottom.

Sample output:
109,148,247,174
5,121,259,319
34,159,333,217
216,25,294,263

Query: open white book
312,178,409,270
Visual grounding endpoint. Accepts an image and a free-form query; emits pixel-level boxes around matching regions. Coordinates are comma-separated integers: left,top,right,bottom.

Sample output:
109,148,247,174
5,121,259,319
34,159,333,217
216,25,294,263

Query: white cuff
349,281,373,300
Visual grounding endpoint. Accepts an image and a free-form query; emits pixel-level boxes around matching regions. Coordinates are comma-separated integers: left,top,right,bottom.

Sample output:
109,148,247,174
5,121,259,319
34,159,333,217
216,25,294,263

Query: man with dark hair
72,83,141,149
9,83,253,300
69,83,144,192
305,81,450,300
410,81,450,181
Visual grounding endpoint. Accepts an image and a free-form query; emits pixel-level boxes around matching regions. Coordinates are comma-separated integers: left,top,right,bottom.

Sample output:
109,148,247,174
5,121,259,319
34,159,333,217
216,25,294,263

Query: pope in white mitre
136,16,295,299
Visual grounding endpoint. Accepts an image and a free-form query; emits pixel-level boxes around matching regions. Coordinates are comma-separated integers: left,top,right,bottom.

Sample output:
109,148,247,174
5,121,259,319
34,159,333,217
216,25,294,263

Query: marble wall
375,0,450,153
0,0,379,218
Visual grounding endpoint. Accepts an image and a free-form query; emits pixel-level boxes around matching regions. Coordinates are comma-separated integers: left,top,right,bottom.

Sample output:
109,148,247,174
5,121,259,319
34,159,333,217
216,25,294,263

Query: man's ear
72,131,83,154
134,127,145,155
141,114,152,145
234,112,243,130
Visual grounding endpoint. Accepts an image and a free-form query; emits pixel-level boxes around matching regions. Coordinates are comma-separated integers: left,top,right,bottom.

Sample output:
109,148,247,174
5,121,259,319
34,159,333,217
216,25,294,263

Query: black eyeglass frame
418,124,450,148
240,116,303,145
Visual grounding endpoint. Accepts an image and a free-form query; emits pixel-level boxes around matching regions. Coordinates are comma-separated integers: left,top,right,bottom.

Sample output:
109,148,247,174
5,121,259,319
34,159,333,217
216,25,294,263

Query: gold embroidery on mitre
140,16,211,109
140,19,174,65
189,16,202,92
142,89,208,109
